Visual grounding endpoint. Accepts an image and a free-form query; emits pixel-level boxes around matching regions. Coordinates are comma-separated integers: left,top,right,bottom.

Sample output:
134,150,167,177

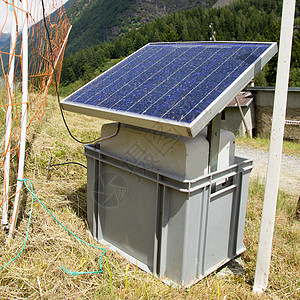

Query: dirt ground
236,144,300,196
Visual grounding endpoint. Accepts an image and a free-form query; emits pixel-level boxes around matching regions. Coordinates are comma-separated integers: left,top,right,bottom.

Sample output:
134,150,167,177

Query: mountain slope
65,0,218,55
0,32,10,48
213,0,236,8
60,0,300,89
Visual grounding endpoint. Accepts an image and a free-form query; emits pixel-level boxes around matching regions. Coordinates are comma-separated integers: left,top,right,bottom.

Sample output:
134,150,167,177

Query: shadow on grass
15,185,29,230
11,138,36,231
64,183,88,222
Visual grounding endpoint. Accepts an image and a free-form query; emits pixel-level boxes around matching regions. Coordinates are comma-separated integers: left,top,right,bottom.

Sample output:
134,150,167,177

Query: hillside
213,0,236,8
65,0,218,55
0,32,10,48
60,0,300,89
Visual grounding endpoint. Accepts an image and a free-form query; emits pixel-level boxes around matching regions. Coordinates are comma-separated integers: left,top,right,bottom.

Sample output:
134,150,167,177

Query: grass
236,135,300,157
0,94,299,299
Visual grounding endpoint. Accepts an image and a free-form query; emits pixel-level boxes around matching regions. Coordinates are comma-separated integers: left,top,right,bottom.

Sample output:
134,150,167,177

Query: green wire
0,178,106,276
0,180,34,271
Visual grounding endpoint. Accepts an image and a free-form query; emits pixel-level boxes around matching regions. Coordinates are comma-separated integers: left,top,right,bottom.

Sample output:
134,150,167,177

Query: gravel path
236,144,300,196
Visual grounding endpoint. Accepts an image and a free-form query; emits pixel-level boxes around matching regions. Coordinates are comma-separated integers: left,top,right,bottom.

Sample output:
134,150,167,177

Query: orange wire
1,1,71,215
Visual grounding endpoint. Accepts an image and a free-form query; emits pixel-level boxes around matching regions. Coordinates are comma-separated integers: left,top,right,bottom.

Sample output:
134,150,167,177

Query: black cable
40,0,120,145
46,157,87,180
49,162,87,169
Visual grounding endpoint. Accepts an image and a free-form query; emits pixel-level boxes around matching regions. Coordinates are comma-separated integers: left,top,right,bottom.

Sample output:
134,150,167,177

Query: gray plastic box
85,125,252,287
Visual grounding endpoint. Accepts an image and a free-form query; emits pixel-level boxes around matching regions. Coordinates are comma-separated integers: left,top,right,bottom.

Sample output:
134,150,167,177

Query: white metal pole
253,0,295,294
8,0,28,239
2,0,17,228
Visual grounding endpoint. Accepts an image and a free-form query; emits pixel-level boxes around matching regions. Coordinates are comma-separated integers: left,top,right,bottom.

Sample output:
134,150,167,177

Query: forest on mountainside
65,0,217,56
60,0,300,89
0,0,216,82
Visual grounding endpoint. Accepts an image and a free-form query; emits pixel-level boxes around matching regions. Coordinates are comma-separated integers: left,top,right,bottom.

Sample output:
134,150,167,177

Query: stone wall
248,87,300,142
255,105,300,141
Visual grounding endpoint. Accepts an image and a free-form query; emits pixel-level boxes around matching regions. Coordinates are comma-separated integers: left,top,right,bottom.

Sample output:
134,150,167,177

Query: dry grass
0,95,299,299
236,135,300,157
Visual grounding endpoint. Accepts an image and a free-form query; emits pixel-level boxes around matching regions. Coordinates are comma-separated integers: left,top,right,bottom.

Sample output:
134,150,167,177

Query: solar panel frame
61,41,278,137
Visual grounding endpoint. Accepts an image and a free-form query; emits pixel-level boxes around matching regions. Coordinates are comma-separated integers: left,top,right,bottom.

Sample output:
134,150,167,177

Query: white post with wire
8,0,29,239
2,0,17,228
253,0,295,294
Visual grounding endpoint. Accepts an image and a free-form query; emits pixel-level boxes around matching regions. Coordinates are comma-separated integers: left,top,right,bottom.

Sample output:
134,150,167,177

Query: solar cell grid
61,42,277,137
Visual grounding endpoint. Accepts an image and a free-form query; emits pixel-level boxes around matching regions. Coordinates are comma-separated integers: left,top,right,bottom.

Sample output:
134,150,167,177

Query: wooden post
234,96,252,137
253,0,296,294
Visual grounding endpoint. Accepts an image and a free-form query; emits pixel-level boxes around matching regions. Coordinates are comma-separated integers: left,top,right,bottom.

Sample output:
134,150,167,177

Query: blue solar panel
61,42,277,137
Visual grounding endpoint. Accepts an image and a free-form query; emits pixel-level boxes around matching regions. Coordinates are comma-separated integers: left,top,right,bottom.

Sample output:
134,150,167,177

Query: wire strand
40,0,120,145
1,178,106,276
50,161,87,169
